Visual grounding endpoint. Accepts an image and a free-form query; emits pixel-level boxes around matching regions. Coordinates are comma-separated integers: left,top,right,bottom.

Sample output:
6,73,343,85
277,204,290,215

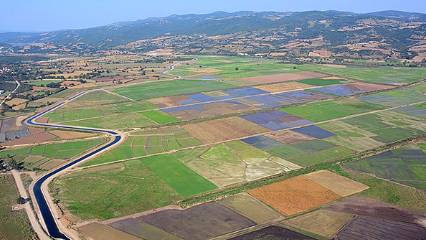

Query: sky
1,0,426,32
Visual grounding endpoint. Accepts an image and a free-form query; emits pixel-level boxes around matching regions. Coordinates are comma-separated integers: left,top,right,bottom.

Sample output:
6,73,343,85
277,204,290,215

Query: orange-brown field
248,175,341,216
248,170,368,216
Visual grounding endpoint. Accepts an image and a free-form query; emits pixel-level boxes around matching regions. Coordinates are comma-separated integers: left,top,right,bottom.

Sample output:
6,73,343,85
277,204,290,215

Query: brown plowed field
79,222,141,240
110,221,182,240
140,202,256,240
336,216,426,240
327,197,426,225
50,130,97,140
229,225,315,240
255,82,312,93
36,117,49,123
3,127,56,146
348,82,395,91
183,117,268,144
248,175,340,216
149,95,192,108
283,209,354,238
266,130,314,144
219,193,282,224
305,170,369,197
238,72,328,85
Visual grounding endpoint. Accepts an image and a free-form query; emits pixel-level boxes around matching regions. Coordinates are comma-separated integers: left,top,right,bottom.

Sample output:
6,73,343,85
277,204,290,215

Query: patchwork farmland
6,55,426,240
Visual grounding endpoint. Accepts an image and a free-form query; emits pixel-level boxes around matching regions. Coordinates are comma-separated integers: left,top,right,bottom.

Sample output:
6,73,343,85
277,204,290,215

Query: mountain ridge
1,10,425,46
1,10,426,61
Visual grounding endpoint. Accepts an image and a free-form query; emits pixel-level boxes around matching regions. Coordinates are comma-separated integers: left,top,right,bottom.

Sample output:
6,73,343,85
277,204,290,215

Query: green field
296,64,426,84
343,111,426,144
297,78,346,86
333,165,426,213
346,143,426,190
172,56,301,80
46,91,156,123
0,175,35,240
180,140,299,187
54,149,216,220
61,112,159,129
360,83,426,107
319,121,384,151
143,152,217,197
53,162,181,220
281,98,385,122
113,79,235,100
82,127,201,167
44,91,181,129
0,138,106,171
141,110,178,124
27,79,62,86
266,139,354,167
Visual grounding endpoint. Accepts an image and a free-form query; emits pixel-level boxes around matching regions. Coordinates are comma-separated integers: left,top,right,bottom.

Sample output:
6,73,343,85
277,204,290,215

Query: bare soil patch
348,82,395,91
139,202,256,240
305,170,369,197
5,98,28,107
110,221,182,240
327,196,426,225
3,127,56,146
254,82,312,93
322,64,347,69
266,130,314,144
309,50,332,58
283,209,354,238
248,175,340,216
229,225,315,240
36,117,49,123
79,222,141,240
149,95,192,108
183,117,268,144
238,72,328,85
50,130,97,140
219,193,282,224
322,76,346,80
336,216,426,240
38,159,64,170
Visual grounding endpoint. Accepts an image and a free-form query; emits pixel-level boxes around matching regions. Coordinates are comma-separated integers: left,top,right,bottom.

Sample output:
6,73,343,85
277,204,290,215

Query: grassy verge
0,175,36,240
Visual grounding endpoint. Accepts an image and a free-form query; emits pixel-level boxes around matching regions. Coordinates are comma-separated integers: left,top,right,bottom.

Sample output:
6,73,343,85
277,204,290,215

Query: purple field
312,84,365,96
291,125,335,139
242,135,283,149
242,111,312,131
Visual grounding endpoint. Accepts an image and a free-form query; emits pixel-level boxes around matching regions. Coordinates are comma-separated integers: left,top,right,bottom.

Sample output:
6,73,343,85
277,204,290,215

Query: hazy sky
2,0,426,32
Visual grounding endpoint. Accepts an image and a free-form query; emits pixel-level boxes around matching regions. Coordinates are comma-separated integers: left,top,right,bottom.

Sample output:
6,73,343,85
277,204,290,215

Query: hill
1,10,426,61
